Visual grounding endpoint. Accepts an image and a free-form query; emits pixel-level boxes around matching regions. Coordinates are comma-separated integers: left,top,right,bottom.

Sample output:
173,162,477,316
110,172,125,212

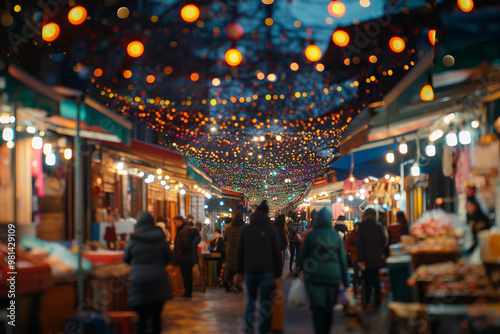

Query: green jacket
296,227,348,286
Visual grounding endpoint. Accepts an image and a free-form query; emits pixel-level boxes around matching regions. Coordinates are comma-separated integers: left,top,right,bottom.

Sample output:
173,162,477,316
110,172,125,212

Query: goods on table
413,260,485,281
411,209,466,239
409,236,459,254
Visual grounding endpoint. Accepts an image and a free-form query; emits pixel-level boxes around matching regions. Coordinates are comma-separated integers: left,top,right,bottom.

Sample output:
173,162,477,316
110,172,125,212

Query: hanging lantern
42,22,60,42
332,30,349,47
181,4,200,22
420,84,434,101
389,36,405,53
225,48,242,66
457,0,474,12
428,29,436,46
327,1,346,18
305,45,322,62
127,41,144,58
68,5,87,25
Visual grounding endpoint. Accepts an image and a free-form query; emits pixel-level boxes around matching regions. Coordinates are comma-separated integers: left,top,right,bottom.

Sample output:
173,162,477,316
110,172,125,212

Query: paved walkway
161,276,391,334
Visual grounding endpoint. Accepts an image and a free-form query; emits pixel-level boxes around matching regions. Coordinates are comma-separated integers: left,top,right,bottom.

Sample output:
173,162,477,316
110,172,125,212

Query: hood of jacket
250,210,270,226
131,225,165,242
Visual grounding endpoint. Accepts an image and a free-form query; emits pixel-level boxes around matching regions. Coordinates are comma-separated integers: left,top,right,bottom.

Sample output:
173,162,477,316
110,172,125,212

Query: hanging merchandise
442,145,454,178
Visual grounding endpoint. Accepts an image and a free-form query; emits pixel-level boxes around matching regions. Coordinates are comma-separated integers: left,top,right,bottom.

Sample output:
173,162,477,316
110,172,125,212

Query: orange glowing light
428,29,436,46
146,75,155,84
42,22,60,42
181,4,200,23
225,23,244,40
332,30,349,47
327,1,346,18
389,36,405,53
123,70,132,78
316,63,325,72
127,41,144,58
290,62,299,71
369,55,378,63
225,48,242,66
305,45,322,62
457,0,474,12
420,84,434,101
190,73,200,81
93,68,103,77
68,5,87,25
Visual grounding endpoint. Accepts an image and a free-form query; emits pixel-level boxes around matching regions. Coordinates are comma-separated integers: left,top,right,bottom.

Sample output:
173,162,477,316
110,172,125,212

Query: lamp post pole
399,159,415,213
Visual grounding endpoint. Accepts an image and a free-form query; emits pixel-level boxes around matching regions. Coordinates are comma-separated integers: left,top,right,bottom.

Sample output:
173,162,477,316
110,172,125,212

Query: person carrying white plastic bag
287,275,309,307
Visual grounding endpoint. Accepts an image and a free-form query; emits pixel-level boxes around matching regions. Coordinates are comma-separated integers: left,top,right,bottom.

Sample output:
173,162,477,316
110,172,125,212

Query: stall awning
187,163,212,188
7,64,132,145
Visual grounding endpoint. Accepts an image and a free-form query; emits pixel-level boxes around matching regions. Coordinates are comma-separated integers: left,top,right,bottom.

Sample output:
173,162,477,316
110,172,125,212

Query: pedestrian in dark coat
274,214,288,266
345,223,361,295
223,210,245,292
124,212,173,334
288,211,305,273
296,207,348,334
358,208,388,310
235,200,282,334
173,215,201,298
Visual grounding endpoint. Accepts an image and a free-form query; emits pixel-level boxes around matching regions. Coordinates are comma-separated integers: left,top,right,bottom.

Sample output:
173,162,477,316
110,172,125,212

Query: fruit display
425,278,480,295
409,236,459,254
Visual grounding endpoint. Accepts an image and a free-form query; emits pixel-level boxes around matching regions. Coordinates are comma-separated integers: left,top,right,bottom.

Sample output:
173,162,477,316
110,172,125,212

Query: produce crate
411,252,460,268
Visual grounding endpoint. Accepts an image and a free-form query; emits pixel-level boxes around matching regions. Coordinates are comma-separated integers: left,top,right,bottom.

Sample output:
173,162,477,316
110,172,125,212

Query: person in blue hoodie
124,212,173,334
235,200,282,334
296,207,348,334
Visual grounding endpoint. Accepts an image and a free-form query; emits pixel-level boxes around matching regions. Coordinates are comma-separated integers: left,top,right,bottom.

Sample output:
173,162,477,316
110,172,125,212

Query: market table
200,252,221,287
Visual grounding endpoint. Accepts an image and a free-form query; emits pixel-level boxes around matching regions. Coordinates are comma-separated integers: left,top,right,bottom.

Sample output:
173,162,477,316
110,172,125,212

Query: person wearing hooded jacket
235,200,282,334
296,207,348,334
173,215,201,298
223,210,245,292
124,212,173,334
358,208,388,311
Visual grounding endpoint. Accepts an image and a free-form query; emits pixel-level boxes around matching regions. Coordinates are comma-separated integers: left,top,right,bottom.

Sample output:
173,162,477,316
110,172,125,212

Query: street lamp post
399,159,415,213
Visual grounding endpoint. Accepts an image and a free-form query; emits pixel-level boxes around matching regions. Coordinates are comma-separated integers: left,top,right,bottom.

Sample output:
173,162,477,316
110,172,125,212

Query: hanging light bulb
349,174,354,182
116,161,125,170
45,152,56,166
336,197,342,203
64,148,72,160
411,162,420,176
6,141,14,149
386,147,395,163
43,143,52,155
445,132,458,147
2,128,14,141
32,136,43,150
471,120,479,129
399,138,408,154
348,195,354,201
425,144,436,157
429,130,443,142
459,129,471,145
180,189,187,195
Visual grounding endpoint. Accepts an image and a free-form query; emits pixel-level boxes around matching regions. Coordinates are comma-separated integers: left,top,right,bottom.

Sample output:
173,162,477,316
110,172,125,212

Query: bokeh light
389,36,405,53
68,5,87,25
332,30,350,47
305,45,322,62
428,29,436,46
127,41,144,57
458,0,474,12
42,22,60,42
181,4,200,23
225,48,242,66
328,1,346,18
420,84,434,101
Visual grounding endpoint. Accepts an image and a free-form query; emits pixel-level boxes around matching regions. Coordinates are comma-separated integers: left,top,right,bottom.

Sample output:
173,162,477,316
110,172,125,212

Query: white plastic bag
287,277,309,307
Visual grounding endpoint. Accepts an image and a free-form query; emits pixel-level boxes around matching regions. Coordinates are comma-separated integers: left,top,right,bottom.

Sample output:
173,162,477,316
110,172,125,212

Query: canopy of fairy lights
1,0,484,211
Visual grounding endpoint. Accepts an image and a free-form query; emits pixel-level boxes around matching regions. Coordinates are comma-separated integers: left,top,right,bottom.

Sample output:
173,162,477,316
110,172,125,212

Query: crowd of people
126,202,460,334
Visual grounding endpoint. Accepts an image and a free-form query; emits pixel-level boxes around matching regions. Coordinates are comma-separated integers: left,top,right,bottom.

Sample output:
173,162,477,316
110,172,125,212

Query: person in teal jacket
296,207,348,334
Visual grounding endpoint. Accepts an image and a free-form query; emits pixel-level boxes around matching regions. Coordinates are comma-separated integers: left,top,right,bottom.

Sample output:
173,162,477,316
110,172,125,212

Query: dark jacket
388,222,404,245
358,218,388,269
334,222,348,240
124,214,173,307
237,211,282,278
274,215,288,251
173,222,201,265
288,220,305,243
296,209,348,286
344,229,359,263
210,237,226,262
224,220,245,271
